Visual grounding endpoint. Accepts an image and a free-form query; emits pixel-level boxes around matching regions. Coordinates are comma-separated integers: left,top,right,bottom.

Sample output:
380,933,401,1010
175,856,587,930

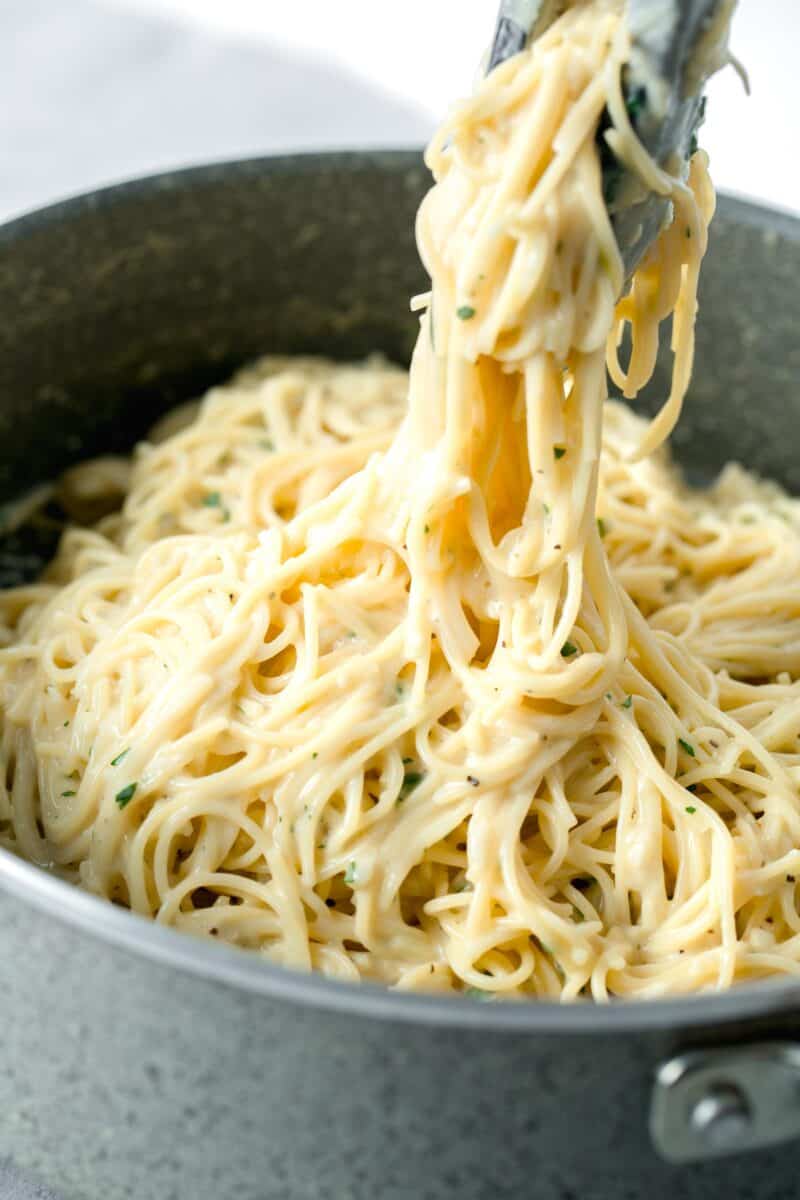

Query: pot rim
2,148,799,247
1,151,799,1034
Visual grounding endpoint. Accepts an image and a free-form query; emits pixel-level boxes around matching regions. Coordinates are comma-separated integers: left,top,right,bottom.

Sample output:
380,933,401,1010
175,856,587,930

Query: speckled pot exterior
0,154,798,1200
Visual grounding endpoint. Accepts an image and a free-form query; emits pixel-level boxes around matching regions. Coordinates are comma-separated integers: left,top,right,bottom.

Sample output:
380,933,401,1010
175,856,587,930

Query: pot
0,152,799,1200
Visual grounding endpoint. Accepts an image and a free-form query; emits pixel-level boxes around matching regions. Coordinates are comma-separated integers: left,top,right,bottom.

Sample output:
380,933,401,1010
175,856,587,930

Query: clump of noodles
3,2,789,1004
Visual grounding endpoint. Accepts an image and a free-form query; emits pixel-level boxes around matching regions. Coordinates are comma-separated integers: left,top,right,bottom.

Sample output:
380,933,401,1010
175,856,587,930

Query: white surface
0,0,430,221
102,0,799,216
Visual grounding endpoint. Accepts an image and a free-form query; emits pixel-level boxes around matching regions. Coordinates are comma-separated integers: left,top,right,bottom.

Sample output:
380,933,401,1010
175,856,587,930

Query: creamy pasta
4,2,791,1003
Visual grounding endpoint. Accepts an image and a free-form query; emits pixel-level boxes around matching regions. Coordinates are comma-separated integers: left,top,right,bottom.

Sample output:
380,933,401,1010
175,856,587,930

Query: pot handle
650,1041,800,1163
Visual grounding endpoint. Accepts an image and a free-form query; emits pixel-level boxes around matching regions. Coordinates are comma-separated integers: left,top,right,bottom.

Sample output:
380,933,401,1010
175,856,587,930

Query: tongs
488,0,734,277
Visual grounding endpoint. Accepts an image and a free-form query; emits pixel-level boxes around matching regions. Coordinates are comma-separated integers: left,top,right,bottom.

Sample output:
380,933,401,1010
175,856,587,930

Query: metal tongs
488,0,732,277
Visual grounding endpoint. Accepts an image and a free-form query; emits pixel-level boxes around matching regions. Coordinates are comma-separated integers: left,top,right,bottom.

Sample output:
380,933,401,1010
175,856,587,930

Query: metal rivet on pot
690,1083,753,1148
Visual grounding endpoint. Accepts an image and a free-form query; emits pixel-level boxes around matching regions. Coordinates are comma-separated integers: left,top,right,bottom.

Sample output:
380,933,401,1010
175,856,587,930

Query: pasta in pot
4,1,791,1003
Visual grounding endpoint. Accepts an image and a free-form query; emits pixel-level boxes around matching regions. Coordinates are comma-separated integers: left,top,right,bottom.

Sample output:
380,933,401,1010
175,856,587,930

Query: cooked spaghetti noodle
3,2,786,1002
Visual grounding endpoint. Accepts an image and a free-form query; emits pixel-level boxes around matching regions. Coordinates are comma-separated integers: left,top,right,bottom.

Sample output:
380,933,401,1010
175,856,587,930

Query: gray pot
0,153,799,1200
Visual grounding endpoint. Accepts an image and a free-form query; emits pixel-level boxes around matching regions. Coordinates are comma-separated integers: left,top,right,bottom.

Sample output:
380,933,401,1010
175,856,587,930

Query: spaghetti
4,2,788,1003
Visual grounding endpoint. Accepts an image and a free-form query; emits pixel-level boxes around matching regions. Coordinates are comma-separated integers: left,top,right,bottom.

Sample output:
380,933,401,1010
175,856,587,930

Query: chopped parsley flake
621,695,633,709
685,805,697,814
597,517,608,538
553,445,567,460
202,492,230,522
110,748,130,767
626,85,647,124
400,771,424,800
343,861,358,886
61,790,76,798
561,641,578,658
678,738,696,758
456,305,476,321
115,782,137,810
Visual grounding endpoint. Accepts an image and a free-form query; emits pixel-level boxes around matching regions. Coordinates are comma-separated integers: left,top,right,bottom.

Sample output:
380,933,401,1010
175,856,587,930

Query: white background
104,0,798,215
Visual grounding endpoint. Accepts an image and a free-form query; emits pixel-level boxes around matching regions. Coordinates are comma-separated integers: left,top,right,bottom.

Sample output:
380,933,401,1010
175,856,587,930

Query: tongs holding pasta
488,0,737,277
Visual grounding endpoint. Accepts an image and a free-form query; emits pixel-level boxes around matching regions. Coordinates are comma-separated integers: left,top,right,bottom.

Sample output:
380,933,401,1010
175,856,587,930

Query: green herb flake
456,305,476,321
110,748,130,767
63,720,70,728
400,771,424,801
312,752,318,759
115,782,138,810
553,445,567,460
61,789,76,798
678,737,696,758
199,493,230,521
561,641,578,658
686,783,698,794
343,861,358,886
686,226,692,239
423,524,430,534
685,805,697,815
626,85,647,124
597,517,608,538
621,695,633,709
